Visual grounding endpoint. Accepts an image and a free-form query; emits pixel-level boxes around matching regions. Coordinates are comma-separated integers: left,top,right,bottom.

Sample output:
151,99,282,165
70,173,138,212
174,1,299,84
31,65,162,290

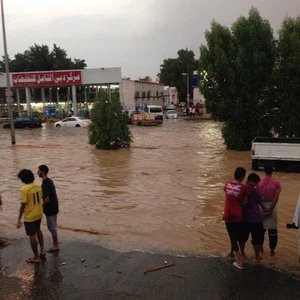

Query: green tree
88,90,132,150
0,43,87,72
199,7,276,150
274,16,300,137
158,49,199,103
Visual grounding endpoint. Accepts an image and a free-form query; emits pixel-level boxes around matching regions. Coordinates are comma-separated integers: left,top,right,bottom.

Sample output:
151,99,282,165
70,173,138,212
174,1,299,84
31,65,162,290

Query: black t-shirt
42,178,59,216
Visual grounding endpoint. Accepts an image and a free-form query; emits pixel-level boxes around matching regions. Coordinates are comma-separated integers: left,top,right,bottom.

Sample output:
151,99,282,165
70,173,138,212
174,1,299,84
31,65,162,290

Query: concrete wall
81,68,121,85
121,79,135,110
171,87,179,104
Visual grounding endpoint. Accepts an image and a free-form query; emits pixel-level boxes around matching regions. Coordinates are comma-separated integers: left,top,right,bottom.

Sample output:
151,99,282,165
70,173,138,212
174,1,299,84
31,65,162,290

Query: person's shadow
30,255,63,299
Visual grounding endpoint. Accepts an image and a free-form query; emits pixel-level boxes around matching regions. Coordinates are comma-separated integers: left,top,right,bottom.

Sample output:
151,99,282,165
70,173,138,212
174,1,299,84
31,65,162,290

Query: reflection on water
0,120,300,274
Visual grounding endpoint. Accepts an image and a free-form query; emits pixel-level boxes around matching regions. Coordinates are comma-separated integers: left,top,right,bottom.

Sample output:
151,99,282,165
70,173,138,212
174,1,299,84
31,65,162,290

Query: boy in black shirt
38,165,60,252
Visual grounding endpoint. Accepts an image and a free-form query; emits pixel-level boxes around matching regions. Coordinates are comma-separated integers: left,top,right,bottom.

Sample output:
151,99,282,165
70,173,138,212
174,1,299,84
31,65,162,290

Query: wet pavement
1,239,300,300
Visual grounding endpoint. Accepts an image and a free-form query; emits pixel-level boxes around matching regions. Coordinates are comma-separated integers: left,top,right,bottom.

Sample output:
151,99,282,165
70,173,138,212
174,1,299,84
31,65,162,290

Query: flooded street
0,119,300,273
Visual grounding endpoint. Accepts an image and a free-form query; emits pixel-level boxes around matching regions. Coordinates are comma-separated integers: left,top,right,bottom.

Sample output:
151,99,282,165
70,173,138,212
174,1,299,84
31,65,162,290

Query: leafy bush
88,90,132,150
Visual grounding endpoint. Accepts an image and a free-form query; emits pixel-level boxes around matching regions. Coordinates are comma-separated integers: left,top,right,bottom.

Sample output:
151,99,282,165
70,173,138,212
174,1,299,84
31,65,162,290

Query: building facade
121,78,165,110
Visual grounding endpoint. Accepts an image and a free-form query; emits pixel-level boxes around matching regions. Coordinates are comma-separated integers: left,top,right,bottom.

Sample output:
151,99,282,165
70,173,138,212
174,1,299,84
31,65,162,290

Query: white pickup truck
251,137,300,172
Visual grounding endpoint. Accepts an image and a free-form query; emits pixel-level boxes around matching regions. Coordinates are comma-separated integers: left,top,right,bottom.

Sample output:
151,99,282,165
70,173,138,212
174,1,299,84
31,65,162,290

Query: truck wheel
251,159,258,171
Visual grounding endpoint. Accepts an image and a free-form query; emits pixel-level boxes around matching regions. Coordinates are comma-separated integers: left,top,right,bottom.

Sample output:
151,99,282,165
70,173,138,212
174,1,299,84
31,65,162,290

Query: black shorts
241,222,264,245
225,222,244,251
24,219,41,236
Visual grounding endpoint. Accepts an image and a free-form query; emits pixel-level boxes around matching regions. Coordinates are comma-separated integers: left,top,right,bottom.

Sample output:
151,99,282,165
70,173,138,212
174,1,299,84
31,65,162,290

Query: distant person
286,195,300,263
223,167,250,269
257,165,281,256
190,107,196,117
38,165,60,253
17,169,46,263
242,173,264,262
0,193,6,245
199,107,204,116
185,106,190,116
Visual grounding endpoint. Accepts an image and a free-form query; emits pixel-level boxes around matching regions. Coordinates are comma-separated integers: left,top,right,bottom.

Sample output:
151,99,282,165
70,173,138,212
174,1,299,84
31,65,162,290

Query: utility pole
181,72,190,105
1,0,15,144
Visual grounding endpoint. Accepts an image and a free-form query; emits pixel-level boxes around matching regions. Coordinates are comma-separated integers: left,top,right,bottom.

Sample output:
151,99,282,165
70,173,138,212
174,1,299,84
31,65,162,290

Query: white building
121,78,165,110
164,86,179,106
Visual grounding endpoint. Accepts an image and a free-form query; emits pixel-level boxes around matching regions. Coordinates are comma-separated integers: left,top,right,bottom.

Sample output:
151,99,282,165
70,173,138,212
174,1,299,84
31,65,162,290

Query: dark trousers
262,229,278,250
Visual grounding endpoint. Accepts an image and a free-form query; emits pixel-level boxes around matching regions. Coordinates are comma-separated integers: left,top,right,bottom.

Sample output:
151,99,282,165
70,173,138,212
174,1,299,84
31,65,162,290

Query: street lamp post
1,0,15,144
181,72,190,106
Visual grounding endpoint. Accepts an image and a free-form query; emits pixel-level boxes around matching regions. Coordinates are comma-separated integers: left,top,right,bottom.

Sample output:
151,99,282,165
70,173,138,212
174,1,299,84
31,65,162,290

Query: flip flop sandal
47,248,60,253
233,262,244,269
26,258,40,264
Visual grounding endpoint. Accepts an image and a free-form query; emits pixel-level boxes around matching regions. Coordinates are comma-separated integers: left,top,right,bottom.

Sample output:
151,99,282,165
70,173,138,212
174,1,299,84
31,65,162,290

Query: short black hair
18,169,34,184
264,164,274,175
234,167,246,180
247,173,260,183
38,165,49,174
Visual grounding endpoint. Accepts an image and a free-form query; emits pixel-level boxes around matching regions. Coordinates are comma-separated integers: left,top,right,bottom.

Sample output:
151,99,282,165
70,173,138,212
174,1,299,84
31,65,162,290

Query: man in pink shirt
257,165,281,256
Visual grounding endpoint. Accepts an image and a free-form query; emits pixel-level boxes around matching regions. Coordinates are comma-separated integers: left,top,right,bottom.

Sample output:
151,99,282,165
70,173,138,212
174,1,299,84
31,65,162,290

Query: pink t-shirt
257,177,281,202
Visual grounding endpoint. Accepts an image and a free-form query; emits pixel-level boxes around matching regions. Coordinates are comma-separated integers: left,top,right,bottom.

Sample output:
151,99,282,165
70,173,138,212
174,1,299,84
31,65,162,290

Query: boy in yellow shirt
17,169,46,263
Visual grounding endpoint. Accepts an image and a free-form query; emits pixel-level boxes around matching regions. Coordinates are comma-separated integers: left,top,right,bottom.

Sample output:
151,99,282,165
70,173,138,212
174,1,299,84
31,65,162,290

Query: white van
146,105,163,124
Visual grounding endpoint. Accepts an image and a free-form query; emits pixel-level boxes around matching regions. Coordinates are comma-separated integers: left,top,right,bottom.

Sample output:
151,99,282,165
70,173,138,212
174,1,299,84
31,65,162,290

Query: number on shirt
33,192,41,205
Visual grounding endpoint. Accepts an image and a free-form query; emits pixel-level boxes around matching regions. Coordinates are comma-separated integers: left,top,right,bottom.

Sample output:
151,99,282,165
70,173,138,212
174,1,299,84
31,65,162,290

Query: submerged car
165,110,178,119
3,117,42,129
54,117,91,128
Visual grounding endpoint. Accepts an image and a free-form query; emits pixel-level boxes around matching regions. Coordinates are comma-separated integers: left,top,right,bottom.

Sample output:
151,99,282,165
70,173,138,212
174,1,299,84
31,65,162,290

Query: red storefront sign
12,71,82,87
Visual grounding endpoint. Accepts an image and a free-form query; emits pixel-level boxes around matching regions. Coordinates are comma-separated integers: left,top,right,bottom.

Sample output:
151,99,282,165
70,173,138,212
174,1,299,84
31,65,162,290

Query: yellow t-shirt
20,182,43,222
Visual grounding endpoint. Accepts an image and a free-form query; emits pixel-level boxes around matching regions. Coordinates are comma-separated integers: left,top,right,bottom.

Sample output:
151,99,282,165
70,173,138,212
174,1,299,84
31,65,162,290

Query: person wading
38,165,60,253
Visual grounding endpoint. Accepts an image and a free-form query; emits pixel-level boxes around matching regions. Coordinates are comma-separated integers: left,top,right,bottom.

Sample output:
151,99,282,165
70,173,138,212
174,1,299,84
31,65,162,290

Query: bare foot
270,249,275,257
26,257,40,263
254,257,262,263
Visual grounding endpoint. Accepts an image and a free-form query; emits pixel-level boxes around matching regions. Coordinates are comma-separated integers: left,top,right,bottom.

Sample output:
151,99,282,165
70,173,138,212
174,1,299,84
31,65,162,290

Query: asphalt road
1,240,300,300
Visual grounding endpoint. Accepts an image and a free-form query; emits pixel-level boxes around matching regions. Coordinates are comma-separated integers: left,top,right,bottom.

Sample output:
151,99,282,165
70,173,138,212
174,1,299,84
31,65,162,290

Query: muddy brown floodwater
0,120,300,274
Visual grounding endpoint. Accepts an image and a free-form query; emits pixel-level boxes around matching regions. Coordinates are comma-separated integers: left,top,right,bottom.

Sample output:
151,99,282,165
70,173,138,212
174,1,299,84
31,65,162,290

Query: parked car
166,104,176,110
165,110,178,119
179,102,186,107
54,117,91,128
3,117,42,129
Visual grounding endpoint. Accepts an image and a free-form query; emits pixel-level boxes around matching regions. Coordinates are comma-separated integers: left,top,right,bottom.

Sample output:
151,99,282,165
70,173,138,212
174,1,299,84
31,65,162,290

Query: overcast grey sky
2,0,300,80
